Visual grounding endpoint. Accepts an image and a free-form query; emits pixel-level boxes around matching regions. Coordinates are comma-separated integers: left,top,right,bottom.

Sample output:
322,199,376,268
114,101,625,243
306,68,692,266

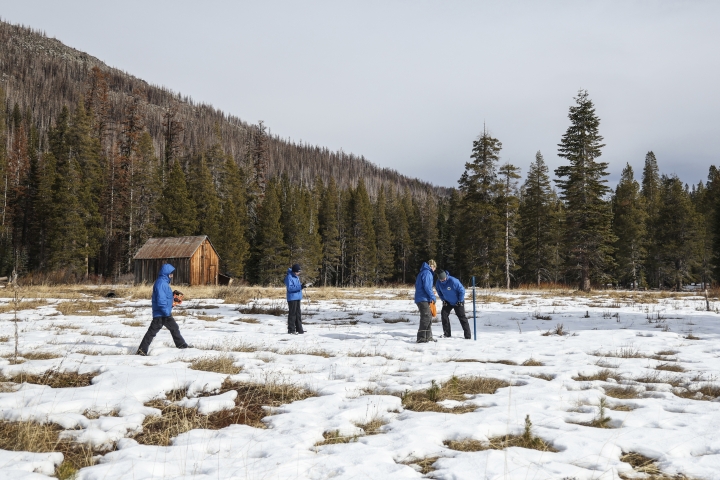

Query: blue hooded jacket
414,262,436,303
284,268,303,301
152,264,175,318
435,271,465,305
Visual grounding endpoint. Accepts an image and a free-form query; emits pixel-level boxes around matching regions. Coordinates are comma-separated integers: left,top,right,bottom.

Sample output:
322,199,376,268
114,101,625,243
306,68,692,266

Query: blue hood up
152,264,175,317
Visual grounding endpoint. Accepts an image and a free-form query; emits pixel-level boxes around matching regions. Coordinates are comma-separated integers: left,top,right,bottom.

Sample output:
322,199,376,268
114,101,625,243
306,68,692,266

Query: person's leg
288,300,300,333
440,304,453,337
163,316,189,348
454,304,472,339
416,302,434,342
295,300,304,333
138,317,164,354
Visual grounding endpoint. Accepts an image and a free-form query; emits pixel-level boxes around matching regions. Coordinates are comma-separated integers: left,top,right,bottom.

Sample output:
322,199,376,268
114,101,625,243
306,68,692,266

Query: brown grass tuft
122,320,145,327
56,300,115,316
355,417,387,435
573,369,620,382
3,370,96,388
655,363,685,372
401,376,510,413
234,317,260,324
444,416,556,453
0,299,48,313
314,430,358,446
530,373,555,381
603,386,641,399
0,420,104,478
20,351,61,360
189,355,242,375
488,359,518,365
399,456,441,474
521,358,544,366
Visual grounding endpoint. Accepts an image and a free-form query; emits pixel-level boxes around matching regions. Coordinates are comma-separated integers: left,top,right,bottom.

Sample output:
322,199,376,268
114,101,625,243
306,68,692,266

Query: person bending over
436,269,471,339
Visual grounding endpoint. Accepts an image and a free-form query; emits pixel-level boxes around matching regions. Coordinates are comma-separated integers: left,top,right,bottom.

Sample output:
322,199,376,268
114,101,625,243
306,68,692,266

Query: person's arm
160,282,173,316
424,272,435,302
456,280,465,304
286,275,302,294
435,281,445,301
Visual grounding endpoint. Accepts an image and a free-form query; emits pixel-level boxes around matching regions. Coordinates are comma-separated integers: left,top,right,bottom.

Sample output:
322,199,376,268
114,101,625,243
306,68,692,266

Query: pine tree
348,179,377,285
215,156,250,278
457,128,504,286
157,161,198,236
437,190,460,275
319,177,341,286
656,176,699,289
498,162,521,288
252,179,288,285
390,190,413,282
374,185,394,283
188,153,221,242
554,90,615,291
517,152,561,286
612,164,647,288
641,151,662,287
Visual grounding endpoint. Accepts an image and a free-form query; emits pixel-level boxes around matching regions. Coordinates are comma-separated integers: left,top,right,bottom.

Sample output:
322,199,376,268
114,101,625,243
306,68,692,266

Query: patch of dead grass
122,319,145,327
189,355,242,375
0,299,48,313
383,317,409,323
401,376,510,414
619,452,685,479
655,363,685,372
0,420,104,478
603,386,641,399
194,315,219,322
20,351,61,360
56,300,115,316
234,317,260,324
530,373,555,381
2,370,96,388
573,369,621,382
521,358,544,366
398,456,441,474
444,416,556,453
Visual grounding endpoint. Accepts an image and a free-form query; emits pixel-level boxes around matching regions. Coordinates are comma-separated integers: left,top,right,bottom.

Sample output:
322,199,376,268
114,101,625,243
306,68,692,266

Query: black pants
288,300,304,333
441,303,472,339
138,316,188,354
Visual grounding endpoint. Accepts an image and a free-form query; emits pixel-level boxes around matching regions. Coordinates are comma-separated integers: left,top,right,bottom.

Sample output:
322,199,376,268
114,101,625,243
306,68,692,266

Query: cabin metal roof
133,236,212,260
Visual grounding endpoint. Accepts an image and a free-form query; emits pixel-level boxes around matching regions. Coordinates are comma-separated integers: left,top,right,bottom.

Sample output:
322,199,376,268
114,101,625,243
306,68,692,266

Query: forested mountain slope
0,21,442,198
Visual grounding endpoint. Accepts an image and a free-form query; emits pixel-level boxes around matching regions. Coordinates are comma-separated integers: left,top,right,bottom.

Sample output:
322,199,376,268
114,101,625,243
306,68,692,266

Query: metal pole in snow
472,276,477,341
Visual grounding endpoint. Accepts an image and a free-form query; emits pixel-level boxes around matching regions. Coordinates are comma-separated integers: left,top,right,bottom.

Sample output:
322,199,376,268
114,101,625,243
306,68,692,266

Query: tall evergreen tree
157,161,198,236
252,179,288,285
656,176,699,289
188,153,222,242
348,179,377,285
390,190,413,282
216,156,250,278
374,185,394,283
517,152,561,286
641,151,662,287
319,177,341,286
612,164,647,288
554,90,615,291
498,162,521,288
457,128,503,286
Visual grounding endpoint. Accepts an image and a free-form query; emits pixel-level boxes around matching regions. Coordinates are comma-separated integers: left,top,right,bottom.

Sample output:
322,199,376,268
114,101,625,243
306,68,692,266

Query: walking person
436,270,471,339
415,259,437,343
136,264,192,355
284,264,307,334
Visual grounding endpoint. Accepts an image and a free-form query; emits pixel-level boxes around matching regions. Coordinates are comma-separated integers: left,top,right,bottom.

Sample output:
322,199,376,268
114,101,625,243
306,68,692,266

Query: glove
442,300,450,308
456,301,464,307
301,283,306,289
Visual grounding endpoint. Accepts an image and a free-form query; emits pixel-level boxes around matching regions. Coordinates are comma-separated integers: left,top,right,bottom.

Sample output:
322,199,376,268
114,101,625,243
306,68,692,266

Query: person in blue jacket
435,270,471,339
284,264,307,334
136,263,191,355
414,259,437,343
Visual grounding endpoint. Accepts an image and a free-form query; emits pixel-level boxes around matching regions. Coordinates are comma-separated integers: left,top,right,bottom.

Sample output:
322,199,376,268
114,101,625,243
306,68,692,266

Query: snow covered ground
0,288,719,479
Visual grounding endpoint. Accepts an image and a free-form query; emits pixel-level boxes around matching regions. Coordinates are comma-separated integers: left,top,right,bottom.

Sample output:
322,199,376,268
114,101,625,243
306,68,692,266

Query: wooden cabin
133,236,220,286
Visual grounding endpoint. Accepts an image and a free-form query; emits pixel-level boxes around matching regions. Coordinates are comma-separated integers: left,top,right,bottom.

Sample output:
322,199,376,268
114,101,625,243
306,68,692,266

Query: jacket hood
159,264,175,279
420,262,432,273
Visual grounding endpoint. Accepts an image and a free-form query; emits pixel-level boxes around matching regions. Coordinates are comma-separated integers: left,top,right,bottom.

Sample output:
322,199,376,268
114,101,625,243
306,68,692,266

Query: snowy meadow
0,286,719,480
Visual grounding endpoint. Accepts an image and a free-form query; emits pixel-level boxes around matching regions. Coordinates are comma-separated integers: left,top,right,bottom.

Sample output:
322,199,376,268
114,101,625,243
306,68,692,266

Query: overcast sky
2,1,719,188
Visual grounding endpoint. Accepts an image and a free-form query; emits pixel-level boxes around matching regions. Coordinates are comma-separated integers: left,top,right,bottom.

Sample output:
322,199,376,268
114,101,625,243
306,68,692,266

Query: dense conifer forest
1,21,718,289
